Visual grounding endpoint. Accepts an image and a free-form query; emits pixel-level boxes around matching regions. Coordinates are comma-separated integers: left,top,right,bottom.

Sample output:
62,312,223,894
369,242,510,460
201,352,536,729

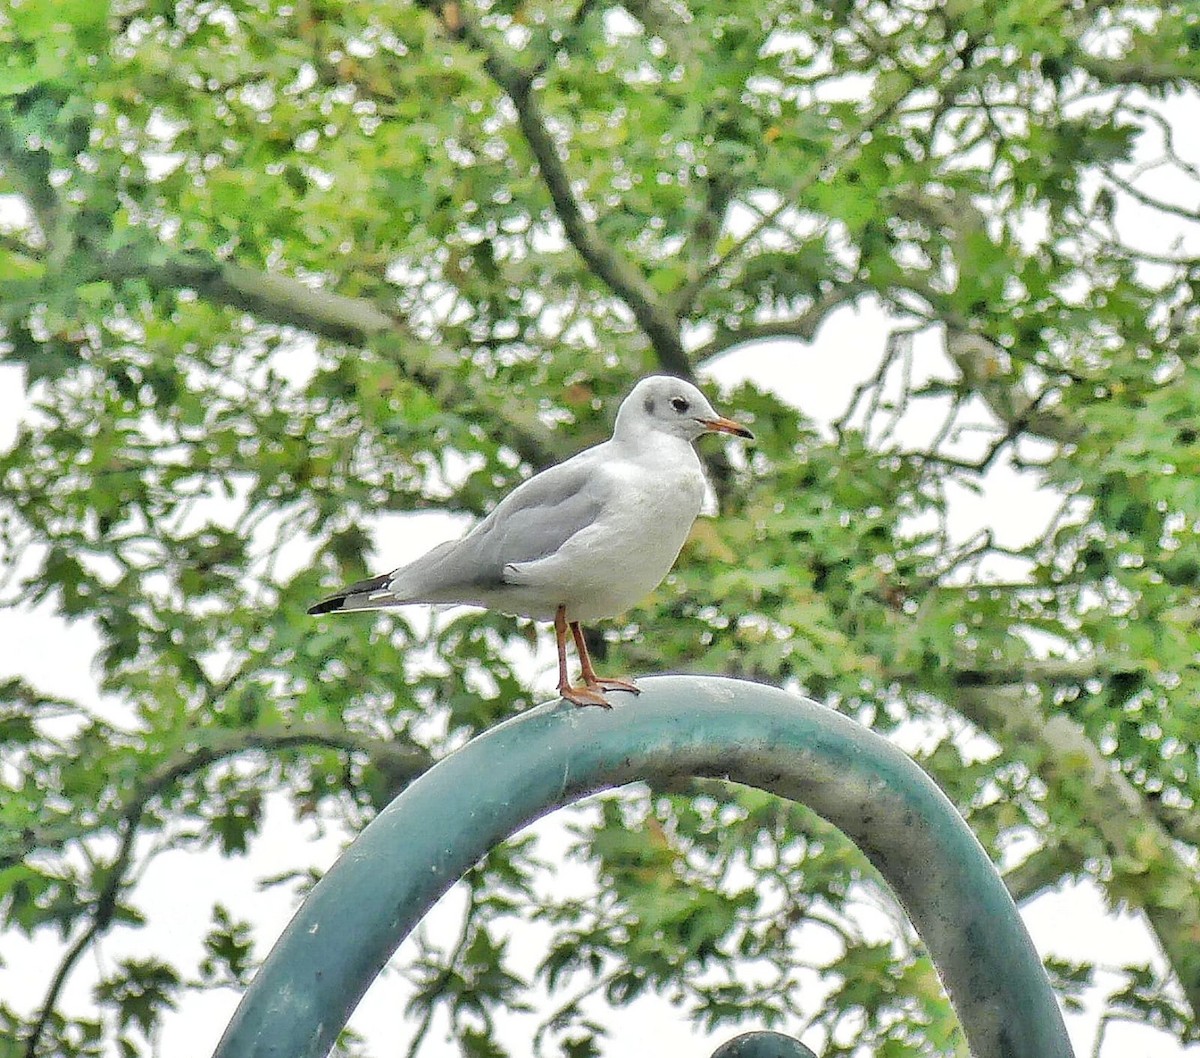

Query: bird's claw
559,684,614,709
589,676,640,695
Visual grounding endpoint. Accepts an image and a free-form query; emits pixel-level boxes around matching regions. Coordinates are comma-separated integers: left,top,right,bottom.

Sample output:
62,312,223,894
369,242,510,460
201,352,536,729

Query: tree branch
23,809,143,1058
0,724,434,871
956,683,1200,1020
950,657,1142,687
669,47,939,317
96,243,562,468
1148,799,1200,848
402,876,481,1058
693,286,867,366
943,327,1083,445
617,0,743,301
104,247,406,347
1102,165,1200,223
619,0,696,57
1004,844,1083,905
0,230,41,259
885,189,1082,447
527,0,600,80
1078,53,1198,89
419,0,693,378
0,115,58,241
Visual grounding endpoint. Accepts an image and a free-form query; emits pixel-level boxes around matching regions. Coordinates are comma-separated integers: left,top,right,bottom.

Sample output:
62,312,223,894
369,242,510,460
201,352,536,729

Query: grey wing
485,451,611,565
387,447,610,600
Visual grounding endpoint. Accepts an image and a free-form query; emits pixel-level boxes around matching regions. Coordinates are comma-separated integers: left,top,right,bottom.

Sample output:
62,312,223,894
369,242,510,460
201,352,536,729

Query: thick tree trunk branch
97,244,562,468
1078,54,1198,88
506,85,690,376
105,247,405,346
950,657,1139,687
419,0,693,379
957,684,1200,1019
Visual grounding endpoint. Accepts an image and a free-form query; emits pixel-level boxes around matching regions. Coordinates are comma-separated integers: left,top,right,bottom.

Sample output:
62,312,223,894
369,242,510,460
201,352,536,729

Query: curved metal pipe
710,1031,818,1057
213,675,1074,1058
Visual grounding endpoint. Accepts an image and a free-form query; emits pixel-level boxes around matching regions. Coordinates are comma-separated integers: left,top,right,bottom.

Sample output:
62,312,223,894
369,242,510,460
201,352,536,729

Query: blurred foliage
2,0,1199,1055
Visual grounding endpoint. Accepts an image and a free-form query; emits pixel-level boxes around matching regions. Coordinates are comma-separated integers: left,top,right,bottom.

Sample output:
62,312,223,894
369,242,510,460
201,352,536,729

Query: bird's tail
307,572,396,615
308,540,462,615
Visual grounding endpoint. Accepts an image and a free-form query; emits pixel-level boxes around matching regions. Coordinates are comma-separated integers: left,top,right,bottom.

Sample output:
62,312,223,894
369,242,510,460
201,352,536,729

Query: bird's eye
670,397,690,413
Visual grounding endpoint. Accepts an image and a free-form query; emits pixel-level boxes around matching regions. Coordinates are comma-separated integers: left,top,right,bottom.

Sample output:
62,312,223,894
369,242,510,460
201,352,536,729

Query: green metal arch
212,675,1074,1058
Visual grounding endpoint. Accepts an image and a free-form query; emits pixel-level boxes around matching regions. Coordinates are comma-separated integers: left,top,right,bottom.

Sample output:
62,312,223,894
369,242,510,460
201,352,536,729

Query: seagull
308,376,753,707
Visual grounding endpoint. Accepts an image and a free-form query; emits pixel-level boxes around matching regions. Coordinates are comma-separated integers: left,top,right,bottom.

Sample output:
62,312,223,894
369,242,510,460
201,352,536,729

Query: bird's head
615,376,754,443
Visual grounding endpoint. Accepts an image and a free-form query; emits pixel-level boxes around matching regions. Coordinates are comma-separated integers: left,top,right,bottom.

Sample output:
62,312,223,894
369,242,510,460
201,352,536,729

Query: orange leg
570,621,640,695
555,606,612,708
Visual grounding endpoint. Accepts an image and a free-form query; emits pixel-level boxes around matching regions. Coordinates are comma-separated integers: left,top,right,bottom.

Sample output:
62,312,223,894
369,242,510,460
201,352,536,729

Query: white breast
553,442,706,622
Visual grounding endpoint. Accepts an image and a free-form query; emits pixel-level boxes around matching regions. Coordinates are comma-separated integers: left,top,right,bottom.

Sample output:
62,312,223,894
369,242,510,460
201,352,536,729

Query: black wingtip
307,597,345,616
308,572,391,616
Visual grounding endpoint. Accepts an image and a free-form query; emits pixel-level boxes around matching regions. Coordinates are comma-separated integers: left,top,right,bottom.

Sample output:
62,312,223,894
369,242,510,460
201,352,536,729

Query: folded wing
308,446,610,614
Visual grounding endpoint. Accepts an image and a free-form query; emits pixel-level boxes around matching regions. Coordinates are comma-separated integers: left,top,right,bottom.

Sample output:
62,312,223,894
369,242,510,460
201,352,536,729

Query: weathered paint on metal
212,675,1074,1058
709,1030,819,1057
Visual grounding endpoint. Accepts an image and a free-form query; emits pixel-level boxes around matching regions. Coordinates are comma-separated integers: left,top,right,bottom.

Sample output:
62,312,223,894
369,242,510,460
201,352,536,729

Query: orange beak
698,415,754,440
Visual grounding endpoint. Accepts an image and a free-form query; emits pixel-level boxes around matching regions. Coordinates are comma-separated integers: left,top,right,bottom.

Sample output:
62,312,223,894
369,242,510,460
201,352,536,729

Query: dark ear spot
644,396,655,415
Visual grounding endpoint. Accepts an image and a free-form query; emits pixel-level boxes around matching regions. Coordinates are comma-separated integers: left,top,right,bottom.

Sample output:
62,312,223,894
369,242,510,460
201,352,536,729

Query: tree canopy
2,0,1199,1055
